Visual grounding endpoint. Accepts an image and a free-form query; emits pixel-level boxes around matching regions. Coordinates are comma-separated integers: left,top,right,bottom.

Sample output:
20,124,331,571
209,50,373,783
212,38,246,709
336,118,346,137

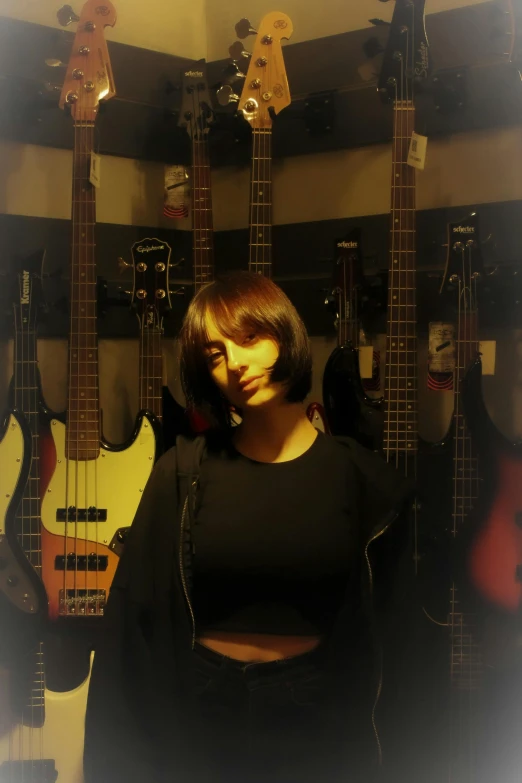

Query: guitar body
0,652,92,783
463,358,522,613
0,411,44,616
322,344,383,449
41,414,156,620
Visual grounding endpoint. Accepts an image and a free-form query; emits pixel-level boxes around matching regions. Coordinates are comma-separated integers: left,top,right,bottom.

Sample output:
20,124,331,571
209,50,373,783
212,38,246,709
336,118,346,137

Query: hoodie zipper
364,516,396,766
179,480,197,651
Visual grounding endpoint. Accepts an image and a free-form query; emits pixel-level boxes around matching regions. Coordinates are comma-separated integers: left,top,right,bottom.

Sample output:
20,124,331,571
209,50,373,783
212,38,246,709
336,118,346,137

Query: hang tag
407,132,428,170
358,345,374,379
164,165,189,219
89,152,101,188
427,322,454,391
479,341,496,375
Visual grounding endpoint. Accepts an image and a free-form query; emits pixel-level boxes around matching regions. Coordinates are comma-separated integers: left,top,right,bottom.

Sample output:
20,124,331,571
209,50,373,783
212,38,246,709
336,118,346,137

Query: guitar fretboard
139,312,163,420
67,122,99,460
384,101,418,466
453,308,480,535
249,128,272,277
193,137,214,292
13,326,42,572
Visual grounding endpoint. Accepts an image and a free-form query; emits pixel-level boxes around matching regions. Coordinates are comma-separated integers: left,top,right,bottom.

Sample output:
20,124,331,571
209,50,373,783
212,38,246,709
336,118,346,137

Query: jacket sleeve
83,448,178,783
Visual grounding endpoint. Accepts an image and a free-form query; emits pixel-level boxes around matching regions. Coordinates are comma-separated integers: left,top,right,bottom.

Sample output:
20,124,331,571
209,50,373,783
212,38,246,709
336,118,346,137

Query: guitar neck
193,136,215,292
139,322,163,420
384,100,418,467
248,128,272,277
452,309,480,535
67,122,100,459
12,326,42,572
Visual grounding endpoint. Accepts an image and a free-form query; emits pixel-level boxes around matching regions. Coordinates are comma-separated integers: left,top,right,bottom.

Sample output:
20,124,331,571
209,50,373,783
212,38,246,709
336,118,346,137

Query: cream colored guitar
0,647,92,783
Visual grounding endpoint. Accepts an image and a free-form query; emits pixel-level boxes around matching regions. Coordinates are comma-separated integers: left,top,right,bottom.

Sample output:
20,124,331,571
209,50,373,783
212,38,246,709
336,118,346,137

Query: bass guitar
423,214,485,782
322,228,382,446
0,252,90,781
40,0,156,620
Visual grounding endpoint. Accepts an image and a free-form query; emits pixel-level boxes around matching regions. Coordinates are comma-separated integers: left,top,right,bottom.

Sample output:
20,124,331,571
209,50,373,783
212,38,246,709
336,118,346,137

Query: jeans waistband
193,638,329,675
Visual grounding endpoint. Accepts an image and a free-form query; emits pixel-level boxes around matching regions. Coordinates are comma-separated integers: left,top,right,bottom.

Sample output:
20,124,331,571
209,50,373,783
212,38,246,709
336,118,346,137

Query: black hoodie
83,432,415,783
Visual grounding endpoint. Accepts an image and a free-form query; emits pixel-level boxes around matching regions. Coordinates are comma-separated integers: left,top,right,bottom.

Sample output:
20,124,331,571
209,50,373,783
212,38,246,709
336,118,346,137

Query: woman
84,271,414,783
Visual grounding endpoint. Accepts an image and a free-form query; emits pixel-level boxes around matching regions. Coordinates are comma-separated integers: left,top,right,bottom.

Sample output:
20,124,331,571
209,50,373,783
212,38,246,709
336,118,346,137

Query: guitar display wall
2,1,522,781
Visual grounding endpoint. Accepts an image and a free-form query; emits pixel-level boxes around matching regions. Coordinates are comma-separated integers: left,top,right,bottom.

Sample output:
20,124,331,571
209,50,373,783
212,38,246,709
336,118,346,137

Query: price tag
359,345,374,379
89,152,101,188
407,132,428,170
164,165,189,219
479,341,496,375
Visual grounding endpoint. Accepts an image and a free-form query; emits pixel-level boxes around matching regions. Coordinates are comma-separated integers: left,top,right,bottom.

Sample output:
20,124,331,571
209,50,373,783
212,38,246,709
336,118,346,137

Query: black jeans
180,639,360,783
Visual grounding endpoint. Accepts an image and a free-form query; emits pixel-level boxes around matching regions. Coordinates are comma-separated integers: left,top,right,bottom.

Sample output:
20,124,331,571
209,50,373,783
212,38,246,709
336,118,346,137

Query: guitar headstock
378,0,430,102
178,60,214,140
326,228,363,324
130,238,172,334
12,251,46,336
59,0,117,122
441,213,483,309
237,12,293,129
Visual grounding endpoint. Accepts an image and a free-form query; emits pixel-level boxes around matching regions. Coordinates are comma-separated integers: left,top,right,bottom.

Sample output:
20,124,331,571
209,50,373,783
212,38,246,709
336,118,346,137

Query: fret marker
407,382,412,387
396,174,400,178
408,405,412,410
258,232,262,238
81,392,85,397
400,342,404,347
392,342,396,347
259,191,263,196
408,425,412,430
73,353,77,358
393,295,397,300
81,272,85,277
88,353,92,358
81,414,85,419
395,219,399,223
394,259,398,264
80,434,85,439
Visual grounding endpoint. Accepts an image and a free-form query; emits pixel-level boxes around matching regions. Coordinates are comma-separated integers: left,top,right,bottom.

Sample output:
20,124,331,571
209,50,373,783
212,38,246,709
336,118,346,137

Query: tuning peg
229,41,251,62
222,62,246,84
216,84,240,107
363,36,384,59
45,58,66,68
42,81,62,93
118,257,132,273
57,4,80,26
235,18,257,39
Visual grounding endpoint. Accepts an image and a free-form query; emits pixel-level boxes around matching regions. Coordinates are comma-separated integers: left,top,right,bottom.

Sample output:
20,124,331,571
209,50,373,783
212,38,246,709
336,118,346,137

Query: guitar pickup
54,554,108,571
56,507,107,522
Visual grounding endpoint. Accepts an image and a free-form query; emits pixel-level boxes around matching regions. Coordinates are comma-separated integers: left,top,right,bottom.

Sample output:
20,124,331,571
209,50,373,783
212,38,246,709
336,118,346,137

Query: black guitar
322,228,382,447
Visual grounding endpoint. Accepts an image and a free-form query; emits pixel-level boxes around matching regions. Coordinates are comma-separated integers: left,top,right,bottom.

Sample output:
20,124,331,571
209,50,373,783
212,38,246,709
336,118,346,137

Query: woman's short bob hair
179,271,312,429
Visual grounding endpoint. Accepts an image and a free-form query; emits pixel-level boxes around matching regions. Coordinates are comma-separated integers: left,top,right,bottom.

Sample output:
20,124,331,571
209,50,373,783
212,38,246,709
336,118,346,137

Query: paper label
89,152,101,188
357,345,374,380
407,132,428,170
164,165,189,219
428,322,455,391
479,341,496,375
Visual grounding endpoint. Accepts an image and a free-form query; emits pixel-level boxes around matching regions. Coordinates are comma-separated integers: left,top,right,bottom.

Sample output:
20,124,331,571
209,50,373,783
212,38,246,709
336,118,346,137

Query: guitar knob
216,84,240,107
57,4,80,26
235,18,257,39
118,257,131,272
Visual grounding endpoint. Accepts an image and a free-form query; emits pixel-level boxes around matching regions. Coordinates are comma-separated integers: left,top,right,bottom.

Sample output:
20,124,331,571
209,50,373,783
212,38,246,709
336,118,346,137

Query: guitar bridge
58,589,106,616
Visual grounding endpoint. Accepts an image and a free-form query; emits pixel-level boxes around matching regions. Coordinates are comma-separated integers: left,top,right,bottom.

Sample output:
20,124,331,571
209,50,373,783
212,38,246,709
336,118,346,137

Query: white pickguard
41,417,155,545
0,414,25,537
0,652,92,783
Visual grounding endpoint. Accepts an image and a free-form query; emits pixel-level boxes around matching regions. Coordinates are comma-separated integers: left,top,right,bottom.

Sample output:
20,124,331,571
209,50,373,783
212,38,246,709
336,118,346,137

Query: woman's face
203,311,285,411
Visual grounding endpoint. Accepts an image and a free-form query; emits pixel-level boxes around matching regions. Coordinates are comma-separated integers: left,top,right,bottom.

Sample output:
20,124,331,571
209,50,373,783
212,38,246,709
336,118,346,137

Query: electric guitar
40,0,156,620
322,228,382,446
370,2,430,777
0,252,90,781
428,214,484,782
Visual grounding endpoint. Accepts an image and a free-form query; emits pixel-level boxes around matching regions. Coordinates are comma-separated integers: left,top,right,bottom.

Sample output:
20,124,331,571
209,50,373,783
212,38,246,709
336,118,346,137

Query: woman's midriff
196,630,324,662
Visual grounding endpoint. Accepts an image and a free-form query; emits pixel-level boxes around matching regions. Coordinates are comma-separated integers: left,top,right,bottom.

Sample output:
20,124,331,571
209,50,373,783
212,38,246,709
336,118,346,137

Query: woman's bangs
204,293,272,342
